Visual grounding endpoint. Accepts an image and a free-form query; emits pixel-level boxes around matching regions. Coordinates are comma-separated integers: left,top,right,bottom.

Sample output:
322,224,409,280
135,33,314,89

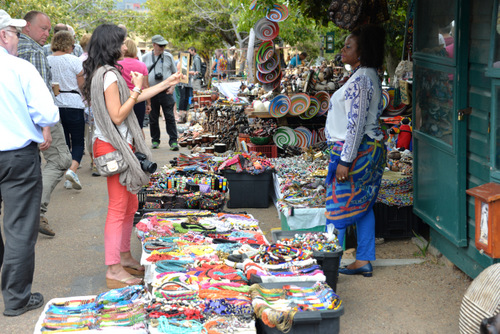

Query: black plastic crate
224,170,273,208
374,203,427,239
255,282,344,334
137,189,158,210
271,230,343,293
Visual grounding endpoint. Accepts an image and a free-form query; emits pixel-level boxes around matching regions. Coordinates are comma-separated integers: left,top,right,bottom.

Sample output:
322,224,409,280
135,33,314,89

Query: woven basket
459,263,500,333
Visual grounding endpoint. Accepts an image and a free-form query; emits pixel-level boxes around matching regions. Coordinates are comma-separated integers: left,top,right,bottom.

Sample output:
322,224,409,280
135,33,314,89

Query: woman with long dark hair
82,24,181,288
324,24,386,277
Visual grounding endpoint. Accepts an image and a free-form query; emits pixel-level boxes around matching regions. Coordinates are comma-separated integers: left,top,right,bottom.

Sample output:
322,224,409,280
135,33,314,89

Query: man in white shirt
0,10,59,317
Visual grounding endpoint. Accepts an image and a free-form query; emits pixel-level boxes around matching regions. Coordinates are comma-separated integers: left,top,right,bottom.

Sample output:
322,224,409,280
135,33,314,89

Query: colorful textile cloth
325,135,386,229
376,172,413,207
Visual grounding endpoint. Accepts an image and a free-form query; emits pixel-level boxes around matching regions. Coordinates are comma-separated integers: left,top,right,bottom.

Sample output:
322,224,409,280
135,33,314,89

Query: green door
412,0,469,246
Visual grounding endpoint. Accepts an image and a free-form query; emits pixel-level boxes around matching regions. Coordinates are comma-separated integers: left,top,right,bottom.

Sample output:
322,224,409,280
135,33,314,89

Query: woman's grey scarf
91,65,152,194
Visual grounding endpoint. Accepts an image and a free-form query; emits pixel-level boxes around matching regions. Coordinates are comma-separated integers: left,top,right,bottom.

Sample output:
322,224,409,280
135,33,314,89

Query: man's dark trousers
149,91,178,146
0,142,42,310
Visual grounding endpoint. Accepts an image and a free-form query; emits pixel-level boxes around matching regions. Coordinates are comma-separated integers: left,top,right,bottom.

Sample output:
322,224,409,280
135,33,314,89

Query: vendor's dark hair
350,24,385,69
188,46,196,53
82,24,126,103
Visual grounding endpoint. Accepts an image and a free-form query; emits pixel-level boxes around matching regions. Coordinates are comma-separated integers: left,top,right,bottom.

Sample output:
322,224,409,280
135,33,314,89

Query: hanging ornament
254,18,279,41
266,4,289,22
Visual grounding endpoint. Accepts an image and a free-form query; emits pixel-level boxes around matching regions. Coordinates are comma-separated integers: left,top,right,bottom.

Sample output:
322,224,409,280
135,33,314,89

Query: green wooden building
412,0,500,278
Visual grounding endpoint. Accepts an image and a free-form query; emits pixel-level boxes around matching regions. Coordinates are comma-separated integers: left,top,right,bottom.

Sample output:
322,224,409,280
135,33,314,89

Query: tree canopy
1,0,147,40
2,0,409,75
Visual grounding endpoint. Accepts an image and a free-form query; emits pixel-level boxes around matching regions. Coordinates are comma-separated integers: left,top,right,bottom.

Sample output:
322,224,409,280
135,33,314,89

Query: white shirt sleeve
104,71,118,90
341,74,374,164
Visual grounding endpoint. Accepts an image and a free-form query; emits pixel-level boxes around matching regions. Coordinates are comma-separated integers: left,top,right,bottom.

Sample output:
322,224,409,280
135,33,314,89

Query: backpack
195,54,207,78
200,61,207,78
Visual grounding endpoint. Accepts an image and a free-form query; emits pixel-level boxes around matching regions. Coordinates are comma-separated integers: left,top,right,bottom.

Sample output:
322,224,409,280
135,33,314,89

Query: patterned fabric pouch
185,192,203,209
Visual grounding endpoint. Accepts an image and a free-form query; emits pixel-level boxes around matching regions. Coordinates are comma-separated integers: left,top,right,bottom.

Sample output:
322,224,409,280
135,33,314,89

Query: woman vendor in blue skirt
324,24,386,277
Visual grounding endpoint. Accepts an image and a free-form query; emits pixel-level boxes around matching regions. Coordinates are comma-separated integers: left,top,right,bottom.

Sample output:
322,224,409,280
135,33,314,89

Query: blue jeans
59,107,85,164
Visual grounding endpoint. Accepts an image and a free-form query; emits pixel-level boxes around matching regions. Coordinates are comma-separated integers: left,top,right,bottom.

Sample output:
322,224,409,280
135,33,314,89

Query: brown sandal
106,276,143,289
123,265,145,277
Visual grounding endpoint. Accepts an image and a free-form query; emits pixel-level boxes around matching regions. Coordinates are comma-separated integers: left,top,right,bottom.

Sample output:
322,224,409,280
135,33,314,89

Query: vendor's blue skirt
325,136,386,230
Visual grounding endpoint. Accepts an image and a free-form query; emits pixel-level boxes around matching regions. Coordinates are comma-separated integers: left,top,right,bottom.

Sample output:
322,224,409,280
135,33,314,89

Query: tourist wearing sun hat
142,34,179,151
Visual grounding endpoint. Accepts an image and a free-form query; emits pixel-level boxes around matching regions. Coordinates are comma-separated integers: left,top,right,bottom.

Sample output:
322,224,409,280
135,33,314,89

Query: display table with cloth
272,174,326,231
212,81,245,100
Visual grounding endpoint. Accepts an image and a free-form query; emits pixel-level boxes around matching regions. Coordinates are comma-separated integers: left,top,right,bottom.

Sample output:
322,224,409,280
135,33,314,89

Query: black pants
133,101,146,129
178,86,193,111
149,92,178,146
59,107,85,164
0,142,42,310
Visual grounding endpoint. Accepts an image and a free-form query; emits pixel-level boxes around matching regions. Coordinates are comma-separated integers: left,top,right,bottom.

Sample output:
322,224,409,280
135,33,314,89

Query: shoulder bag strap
148,52,162,73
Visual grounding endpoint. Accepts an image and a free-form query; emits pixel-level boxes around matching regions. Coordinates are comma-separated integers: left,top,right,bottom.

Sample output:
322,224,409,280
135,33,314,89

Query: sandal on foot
123,265,145,277
106,276,143,289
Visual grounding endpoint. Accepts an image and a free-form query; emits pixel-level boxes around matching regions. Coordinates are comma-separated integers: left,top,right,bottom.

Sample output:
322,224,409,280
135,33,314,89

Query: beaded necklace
203,316,255,334
215,242,242,254
252,244,309,265
155,259,194,273
143,241,178,254
153,281,199,302
189,245,216,256
157,317,206,334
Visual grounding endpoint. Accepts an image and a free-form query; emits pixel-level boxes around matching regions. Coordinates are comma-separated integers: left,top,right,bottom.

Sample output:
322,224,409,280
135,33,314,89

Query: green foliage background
1,0,409,75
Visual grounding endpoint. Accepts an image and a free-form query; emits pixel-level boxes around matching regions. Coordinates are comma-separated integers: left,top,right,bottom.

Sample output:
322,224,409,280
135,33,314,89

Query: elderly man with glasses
0,10,59,317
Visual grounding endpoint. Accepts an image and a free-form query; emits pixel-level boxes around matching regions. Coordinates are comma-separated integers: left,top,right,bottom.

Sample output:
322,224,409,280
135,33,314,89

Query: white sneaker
64,180,72,189
65,170,82,190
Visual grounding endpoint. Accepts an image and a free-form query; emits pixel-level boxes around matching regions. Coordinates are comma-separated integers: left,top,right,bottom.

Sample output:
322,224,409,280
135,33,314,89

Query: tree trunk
385,50,401,86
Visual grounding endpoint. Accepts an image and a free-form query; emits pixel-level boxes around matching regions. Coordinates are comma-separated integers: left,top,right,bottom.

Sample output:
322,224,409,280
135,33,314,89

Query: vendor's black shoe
3,293,44,316
338,263,373,277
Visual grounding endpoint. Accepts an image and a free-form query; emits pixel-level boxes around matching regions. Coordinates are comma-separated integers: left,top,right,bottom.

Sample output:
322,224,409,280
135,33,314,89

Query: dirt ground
253,203,473,333
340,240,472,333
0,124,473,333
